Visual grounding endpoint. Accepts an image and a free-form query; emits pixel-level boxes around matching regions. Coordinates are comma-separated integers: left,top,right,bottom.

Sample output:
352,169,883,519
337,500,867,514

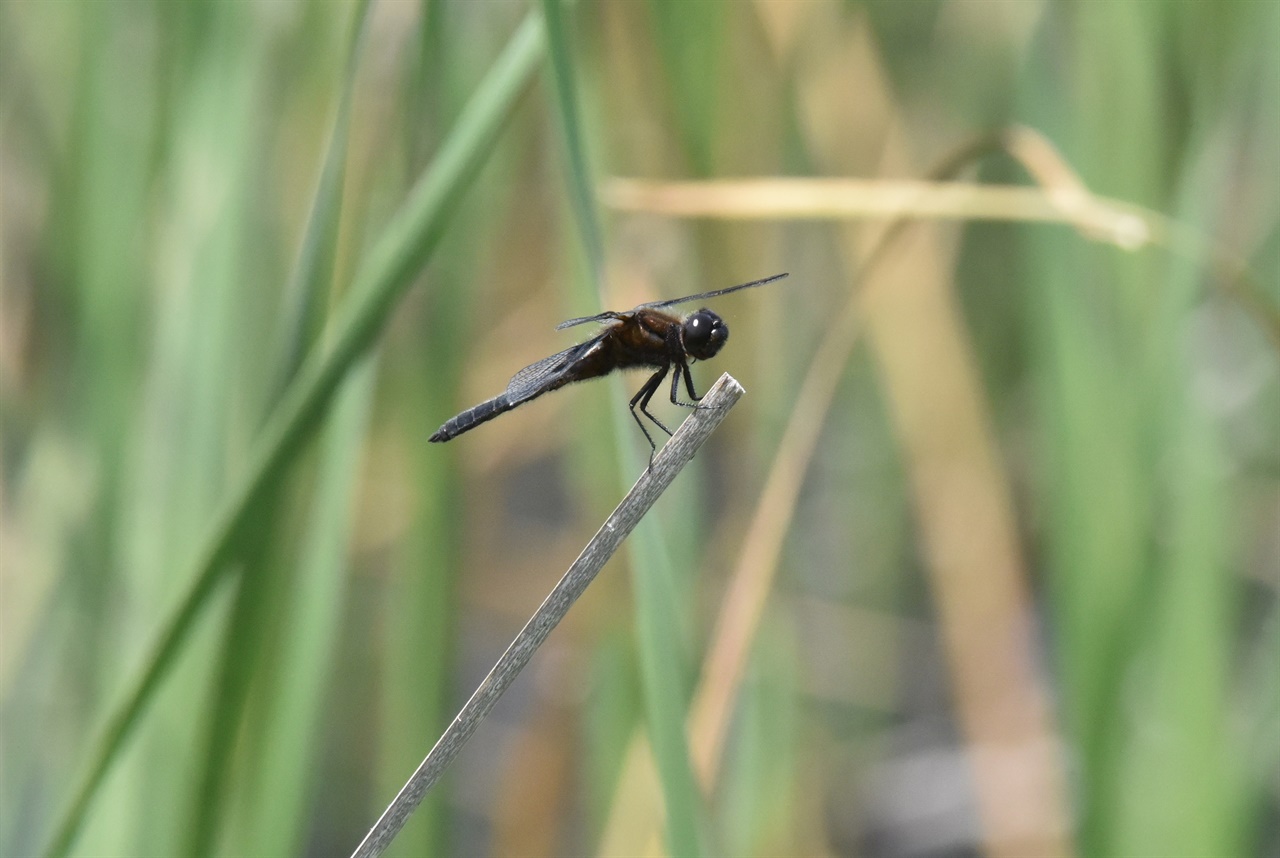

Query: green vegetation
2,2,1275,856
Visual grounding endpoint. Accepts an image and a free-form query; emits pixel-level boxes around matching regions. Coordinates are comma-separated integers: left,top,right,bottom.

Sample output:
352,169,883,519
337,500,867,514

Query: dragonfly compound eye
684,310,728,360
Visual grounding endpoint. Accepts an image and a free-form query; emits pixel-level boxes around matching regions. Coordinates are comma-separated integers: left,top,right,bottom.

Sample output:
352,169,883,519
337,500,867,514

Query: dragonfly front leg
669,361,706,408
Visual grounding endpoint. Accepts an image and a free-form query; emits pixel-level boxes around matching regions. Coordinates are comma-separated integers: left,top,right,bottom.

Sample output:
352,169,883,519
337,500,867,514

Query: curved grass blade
180,4,375,854
39,12,547,858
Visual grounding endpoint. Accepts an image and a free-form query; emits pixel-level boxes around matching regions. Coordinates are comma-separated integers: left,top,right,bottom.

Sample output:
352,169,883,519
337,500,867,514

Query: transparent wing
640,272,789,310
504,340,595,404
555,310,625,331
554,274,787,329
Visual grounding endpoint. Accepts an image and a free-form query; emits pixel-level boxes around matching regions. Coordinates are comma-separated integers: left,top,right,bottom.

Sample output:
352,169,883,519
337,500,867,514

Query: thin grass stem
350,374,744,858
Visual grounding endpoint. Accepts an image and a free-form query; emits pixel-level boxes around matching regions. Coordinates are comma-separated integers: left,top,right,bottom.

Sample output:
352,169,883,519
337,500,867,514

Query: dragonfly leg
670,361,707,408
631,365,674,463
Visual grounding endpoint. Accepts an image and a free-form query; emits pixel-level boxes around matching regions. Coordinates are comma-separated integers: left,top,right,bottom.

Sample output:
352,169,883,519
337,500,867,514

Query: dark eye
683,309,728,360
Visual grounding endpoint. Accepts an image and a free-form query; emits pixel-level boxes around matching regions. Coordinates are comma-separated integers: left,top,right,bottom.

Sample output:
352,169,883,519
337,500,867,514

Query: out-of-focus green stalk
1020,4,1259,855
183,3,373,855
544,2,708,853
39,12,547,858
268,0,373,398
542,0,604,287
243,351,379,857
627,520,710,858
647,0,724,174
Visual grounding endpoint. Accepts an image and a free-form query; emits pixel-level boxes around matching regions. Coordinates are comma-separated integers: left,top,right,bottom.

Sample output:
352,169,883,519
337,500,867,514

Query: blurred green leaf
647,0,725,174
542,0,605,287
39,11,547,857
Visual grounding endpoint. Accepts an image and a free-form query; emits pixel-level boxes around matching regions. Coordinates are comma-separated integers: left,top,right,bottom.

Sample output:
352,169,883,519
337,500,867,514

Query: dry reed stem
351,375,743,858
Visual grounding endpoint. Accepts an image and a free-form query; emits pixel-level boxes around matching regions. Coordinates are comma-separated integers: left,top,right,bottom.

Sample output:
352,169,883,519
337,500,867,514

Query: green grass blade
544,6,708,848
183,485,286,857
237,351,380,857
646,0,725,175
270,0,373,396
629,520,710,858
541,0,605,286
38,12,547,857
599,389,709,858
182,6,373,853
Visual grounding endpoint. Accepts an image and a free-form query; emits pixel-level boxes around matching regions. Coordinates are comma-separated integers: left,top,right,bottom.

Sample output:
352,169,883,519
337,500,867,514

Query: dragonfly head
683,309,728,360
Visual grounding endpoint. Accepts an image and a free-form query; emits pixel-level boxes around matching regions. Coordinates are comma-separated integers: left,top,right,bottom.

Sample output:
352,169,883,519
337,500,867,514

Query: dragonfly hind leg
630,365,675,462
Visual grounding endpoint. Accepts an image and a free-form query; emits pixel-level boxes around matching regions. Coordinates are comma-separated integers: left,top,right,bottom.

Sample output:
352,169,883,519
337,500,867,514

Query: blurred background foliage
2,1,1277,857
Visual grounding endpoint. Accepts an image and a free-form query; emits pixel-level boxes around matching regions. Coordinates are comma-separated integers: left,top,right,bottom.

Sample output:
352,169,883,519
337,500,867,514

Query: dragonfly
429,272,789,456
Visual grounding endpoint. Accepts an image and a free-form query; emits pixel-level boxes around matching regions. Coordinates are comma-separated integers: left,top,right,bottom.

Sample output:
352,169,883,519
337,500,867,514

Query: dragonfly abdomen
429,393,517,442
